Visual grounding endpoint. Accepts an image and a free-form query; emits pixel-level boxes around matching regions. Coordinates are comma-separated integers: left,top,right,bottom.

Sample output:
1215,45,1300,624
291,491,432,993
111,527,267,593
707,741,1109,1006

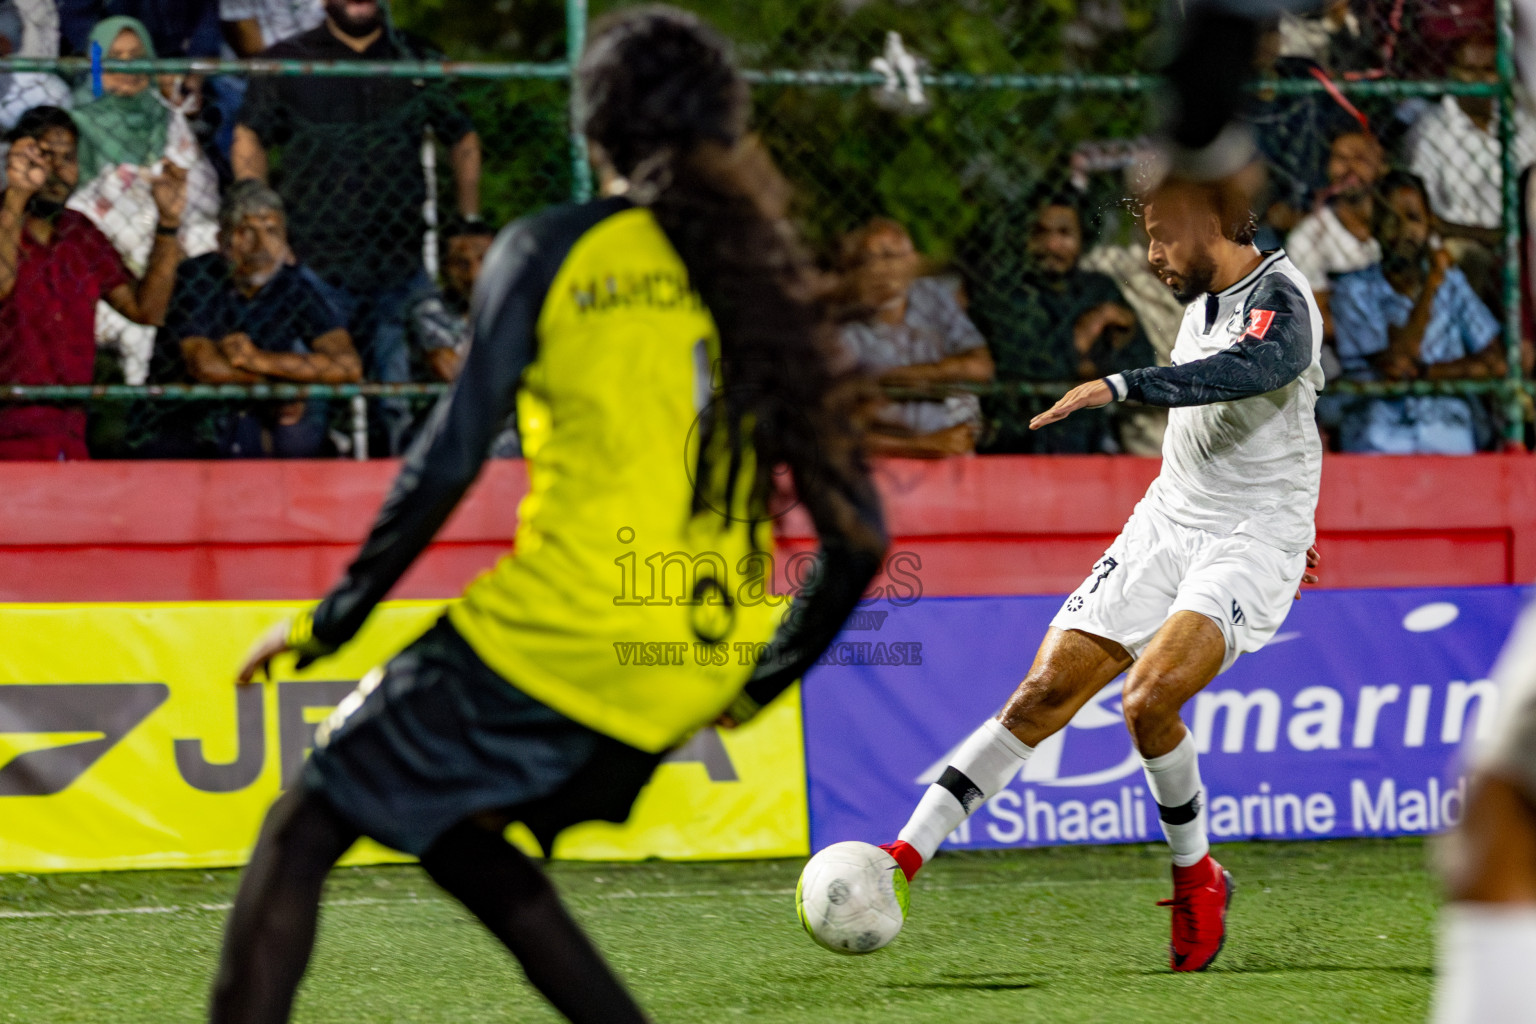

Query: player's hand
237,619,295,685
716,690,762,729
1030,379,1113,430
1295,544,1321,600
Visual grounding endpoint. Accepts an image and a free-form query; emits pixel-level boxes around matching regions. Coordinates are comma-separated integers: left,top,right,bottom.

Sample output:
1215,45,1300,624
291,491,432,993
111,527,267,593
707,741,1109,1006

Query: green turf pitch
0,838,1434,1023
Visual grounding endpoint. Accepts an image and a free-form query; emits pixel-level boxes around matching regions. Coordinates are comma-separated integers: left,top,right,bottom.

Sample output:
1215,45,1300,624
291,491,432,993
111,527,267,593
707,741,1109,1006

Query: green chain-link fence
0,0,1528,458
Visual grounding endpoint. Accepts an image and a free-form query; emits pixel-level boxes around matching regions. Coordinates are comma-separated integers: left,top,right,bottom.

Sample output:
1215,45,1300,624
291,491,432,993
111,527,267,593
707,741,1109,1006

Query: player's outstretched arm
1033,276,1314,430
237,222,549,683
721,464,889,727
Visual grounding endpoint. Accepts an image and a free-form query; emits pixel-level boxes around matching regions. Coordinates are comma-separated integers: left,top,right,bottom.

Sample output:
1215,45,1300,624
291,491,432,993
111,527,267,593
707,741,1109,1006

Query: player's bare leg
1432,773,1536,1023
1122,610,1231,971
883,627,1132,881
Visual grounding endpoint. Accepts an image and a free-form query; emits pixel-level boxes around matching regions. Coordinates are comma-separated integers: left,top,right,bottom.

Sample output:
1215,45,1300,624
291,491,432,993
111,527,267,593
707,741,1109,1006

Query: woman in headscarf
69,15,219,383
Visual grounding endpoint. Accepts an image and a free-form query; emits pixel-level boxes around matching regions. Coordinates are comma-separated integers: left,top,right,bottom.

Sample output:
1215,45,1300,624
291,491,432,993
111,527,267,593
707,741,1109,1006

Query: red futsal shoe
879,840,923,883
1157,854,1233,972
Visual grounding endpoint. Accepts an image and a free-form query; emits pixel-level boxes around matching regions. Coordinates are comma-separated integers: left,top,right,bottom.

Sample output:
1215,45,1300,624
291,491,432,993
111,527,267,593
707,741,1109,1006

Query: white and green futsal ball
795,841,909,954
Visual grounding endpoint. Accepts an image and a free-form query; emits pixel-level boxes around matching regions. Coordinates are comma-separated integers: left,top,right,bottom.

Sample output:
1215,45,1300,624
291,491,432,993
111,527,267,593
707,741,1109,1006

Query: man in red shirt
0,106,186,459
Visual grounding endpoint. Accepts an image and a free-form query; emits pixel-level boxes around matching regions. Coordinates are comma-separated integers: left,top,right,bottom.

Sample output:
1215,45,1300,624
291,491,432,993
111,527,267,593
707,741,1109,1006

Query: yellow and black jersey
293,197,885,753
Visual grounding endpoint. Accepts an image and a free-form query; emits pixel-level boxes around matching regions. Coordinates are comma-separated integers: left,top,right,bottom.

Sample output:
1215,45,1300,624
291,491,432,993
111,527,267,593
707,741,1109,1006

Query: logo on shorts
1066,595,1085,612
1088,556,1119,594
1230,599,1246,626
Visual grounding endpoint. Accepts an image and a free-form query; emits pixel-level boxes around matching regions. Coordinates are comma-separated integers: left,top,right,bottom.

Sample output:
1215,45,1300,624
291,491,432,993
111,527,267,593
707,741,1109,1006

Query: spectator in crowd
408,216,520,457
970,187,1155,454
1331,169,1505,453
1285,122,1386,337
220,0,324,55
69,16,220,384
1249,20,1388,242
835,217,993,458
148,179,360,457
0,105,184,460
411,216,494,383
0,0,71,131
1408,32,1536,304
232,0,481,454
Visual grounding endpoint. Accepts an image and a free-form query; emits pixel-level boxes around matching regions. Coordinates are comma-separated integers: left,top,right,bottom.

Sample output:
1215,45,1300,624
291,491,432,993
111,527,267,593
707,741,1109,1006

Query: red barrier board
0,454,1531,601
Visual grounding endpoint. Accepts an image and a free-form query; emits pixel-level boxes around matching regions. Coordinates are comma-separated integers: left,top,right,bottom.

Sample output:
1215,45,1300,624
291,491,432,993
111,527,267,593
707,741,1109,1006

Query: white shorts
1476,600,1536,800
1050,501,1307,673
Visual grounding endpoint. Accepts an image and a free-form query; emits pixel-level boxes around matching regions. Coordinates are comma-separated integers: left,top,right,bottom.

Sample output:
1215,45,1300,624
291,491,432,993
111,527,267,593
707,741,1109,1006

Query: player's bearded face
1145,192,1220,303
1159,246,1218,303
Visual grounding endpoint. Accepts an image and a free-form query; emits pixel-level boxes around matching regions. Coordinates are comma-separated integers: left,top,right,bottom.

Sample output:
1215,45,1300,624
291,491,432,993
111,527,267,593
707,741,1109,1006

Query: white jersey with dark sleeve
1103,249,1324,551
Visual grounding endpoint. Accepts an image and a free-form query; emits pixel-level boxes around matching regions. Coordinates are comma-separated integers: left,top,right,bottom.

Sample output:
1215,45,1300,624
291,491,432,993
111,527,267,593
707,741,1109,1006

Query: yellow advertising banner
0,603,808,872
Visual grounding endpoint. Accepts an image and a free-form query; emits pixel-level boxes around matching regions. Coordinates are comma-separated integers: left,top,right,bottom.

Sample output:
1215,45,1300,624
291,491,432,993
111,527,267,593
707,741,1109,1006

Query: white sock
1433,903,1536,1024
1140,731,1209,867
897,719,1032,862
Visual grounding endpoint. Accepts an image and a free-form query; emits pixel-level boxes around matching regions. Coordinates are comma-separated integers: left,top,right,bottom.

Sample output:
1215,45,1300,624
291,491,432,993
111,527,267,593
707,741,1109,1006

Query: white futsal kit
1056,249,1325,669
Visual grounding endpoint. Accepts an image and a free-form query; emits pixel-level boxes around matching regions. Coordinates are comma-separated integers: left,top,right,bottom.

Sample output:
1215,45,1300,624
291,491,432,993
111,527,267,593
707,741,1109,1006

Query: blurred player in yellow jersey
207,9,886,1023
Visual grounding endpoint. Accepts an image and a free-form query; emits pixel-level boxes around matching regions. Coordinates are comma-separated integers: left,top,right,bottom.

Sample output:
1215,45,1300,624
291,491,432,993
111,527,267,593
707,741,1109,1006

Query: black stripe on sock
937,766,985,814
1157,793,1202,826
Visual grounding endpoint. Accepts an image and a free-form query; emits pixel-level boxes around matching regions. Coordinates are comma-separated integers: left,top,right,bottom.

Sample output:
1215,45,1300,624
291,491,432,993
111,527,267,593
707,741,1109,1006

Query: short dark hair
1372,168,1431,234
1026,184,1086,232
6,106,78,145
441,216,497,244
1142,182,1258,247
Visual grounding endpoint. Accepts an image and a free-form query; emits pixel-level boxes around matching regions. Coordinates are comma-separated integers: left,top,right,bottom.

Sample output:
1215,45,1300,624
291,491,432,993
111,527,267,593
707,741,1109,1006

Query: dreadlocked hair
576,5,875,544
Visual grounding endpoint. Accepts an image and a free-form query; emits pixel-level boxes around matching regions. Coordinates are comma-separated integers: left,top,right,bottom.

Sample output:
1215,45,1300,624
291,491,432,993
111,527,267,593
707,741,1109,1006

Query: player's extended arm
1031,276,1314,427
237,223,547,682
721,462,889,726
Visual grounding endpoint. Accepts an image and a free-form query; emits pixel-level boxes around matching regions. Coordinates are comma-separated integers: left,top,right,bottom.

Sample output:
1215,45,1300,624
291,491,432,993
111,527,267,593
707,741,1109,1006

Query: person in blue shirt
1330,169,1506,453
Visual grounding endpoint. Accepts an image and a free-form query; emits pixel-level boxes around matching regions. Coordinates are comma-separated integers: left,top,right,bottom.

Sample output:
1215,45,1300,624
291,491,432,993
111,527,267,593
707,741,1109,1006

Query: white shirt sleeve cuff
1103,373,1128,402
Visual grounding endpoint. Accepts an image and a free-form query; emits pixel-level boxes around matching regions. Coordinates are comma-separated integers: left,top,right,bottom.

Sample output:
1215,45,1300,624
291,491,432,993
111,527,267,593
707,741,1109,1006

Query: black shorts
304,617,662,857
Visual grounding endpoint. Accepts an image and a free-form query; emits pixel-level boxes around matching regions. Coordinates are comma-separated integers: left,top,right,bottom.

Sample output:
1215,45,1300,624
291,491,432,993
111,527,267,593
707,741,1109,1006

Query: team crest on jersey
1242,309,1276,340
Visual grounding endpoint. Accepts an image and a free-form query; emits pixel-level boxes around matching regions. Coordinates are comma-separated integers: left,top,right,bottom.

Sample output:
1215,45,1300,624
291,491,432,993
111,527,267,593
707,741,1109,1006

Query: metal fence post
567,0,593,203
1496,0,1526,448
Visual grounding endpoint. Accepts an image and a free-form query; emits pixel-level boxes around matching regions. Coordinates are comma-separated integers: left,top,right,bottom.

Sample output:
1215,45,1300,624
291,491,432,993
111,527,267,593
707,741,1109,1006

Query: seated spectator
409,216,518,457
1285,123,1386,338
0,105,184,460
1407,33,1536,305
835,218,993,459
0,0,71,132
233,0,481,454
1249,21,1389,241
412,217,494,383
147,180,361,458
970,187,1155,454
68,16,219,384
1332,170,1505,454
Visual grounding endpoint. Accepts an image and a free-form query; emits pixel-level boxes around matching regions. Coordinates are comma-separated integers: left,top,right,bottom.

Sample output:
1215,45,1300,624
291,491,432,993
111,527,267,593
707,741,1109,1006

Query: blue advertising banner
803,586,1531,853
